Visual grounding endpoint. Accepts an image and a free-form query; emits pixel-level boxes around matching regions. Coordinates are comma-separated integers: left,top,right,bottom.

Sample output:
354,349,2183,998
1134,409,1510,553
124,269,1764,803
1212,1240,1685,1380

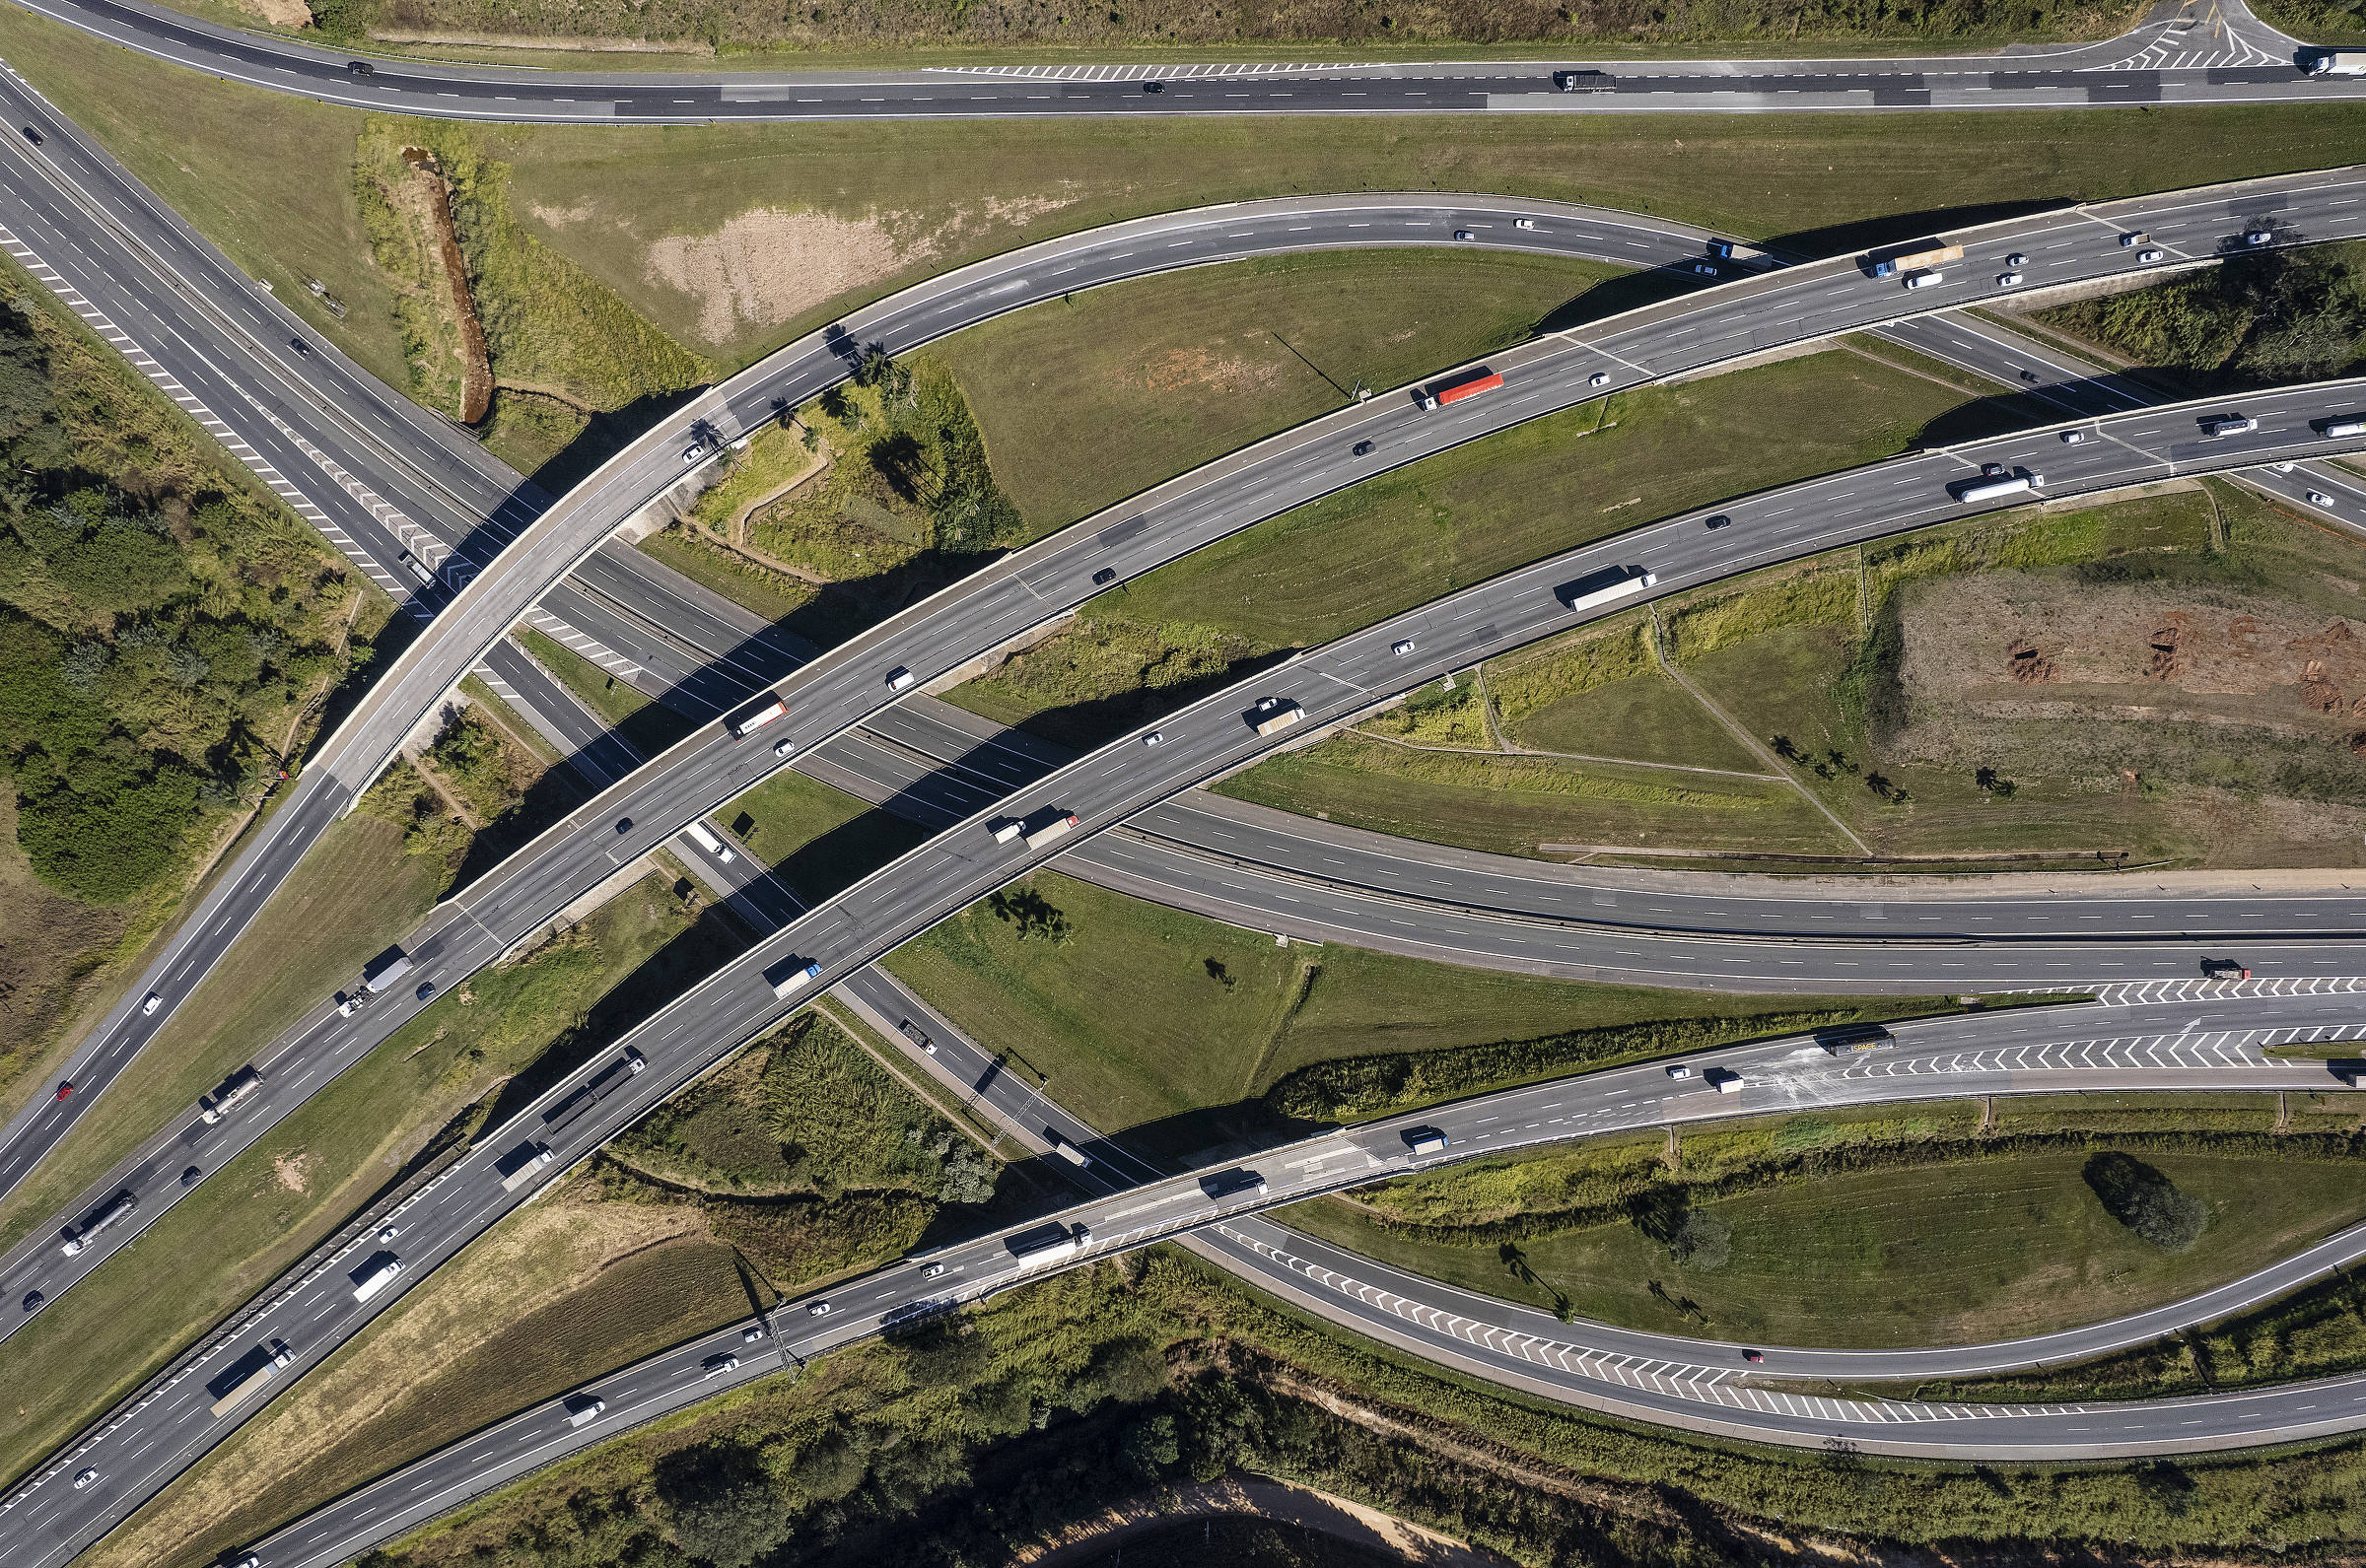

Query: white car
923,1262,946,1278
808,1301,832,1317
681,443,705,465
2136,247,2164,263
2308,490,2336,508
74,1468,98,1490
1665,1064,1693,1079
1588,372,1610,386
141,992,163,1016
701,1353,738,1377
1996,271,2024,287
2246,230,2273,245
2004,251,2028,266
884,667,916,692
2059,430,2089,444
772,737,797,759
2273,460,2296,472
1453,229,1474,240
378,1223,400,1243
1692,262,1718,276
1391,640,1416,656
1514,218,1538,231
1142,730,1164,747
742,1325,769,1342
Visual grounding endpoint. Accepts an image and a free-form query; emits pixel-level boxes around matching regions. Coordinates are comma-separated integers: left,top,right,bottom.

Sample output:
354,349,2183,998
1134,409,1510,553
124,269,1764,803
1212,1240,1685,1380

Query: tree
2084,1151,2206,1251
1120,1412,1180,1477
653,1442,790,1567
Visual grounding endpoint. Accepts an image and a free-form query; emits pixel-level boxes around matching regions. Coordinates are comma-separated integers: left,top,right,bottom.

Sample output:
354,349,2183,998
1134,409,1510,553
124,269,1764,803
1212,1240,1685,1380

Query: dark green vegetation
1229,481,2366,869
0,267,373,1104
0,872,741,1488
605,1012,1001,1286
299,0,2134,55
1282,1095,2366,1346
2038,240,2366,389
360,1248,2366,1568
952,345,2008,751
887,869,1951,1153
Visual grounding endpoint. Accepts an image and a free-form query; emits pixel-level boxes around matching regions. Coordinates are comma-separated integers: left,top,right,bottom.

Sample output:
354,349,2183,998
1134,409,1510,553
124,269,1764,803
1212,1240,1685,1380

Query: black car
1353,440,1375,456
1091,567,1118,585
347,59,376,76
616,816,634,835
1704,513,1733,530
415,980,438,1001
20,125,40,145
180,1166,202,1188
23,1290,43,1313
290,338,312,357
1142,80,1164,93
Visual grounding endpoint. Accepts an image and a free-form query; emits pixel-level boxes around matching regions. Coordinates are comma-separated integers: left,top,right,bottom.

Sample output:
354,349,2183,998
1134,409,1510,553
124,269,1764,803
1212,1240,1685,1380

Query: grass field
0,874,733,1490
513,626,698,759
882,869,1938,1151
929,249,1633,538
1280,1109,2366,1348
723,767,933,904
17,5,2366,378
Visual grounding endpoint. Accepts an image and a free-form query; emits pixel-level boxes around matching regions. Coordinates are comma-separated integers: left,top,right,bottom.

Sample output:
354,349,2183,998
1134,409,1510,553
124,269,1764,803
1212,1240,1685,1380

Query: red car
54,1082,73,1102
1742,1349,1764,1364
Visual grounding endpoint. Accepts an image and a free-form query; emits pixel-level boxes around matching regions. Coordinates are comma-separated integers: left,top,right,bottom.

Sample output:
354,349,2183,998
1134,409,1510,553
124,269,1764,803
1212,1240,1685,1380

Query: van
884,667,916,692
2199,415,2258,439
1902,270,1944,290
565,1397,605,1428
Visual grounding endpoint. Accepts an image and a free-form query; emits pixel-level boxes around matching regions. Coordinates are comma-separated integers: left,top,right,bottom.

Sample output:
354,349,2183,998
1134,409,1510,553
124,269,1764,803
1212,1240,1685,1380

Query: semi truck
349,1254,403,1302
767,957,823,997
496,1140,555,1193
1866,241,1964,279
1707,238,1780,270
1250,698,1305,736
1557,565,1657,613
542,1049,648,1134
1008,1221,1091,1266
1812,1023,1895,1054
60,1190,138,1256
730,697,786,738
1200,1168,1269,1201
686,822,735,862
361,947,414,993
1419,371,1504,411
1021,813,1079,851
2309,49,2366,73
199,1064,263,1125
208,1341,294,1418
1951,465,2036,504
1553,68,1614,91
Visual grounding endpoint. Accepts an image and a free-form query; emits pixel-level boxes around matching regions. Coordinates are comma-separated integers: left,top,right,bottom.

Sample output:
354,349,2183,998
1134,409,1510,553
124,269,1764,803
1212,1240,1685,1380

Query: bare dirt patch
1138,344,1287,397
229,0,312,24
646,206,928,347
271,1150,318,1194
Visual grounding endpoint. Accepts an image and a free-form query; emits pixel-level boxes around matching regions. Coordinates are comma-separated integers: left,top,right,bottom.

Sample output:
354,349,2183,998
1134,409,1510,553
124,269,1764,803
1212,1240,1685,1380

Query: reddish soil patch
402,149,492,425
2005,639,2056,684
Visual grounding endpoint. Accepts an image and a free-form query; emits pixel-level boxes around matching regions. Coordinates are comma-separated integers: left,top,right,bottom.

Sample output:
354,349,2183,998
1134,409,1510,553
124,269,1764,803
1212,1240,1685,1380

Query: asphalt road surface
113,1008,2366,1568
13,0,2362,123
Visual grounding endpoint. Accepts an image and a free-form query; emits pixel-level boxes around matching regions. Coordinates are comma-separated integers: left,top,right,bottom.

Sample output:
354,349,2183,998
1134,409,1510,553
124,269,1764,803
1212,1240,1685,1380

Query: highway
98,1002,2366,1568
12,369,2366,1353
16,378,2366,1566
11,0,2362,123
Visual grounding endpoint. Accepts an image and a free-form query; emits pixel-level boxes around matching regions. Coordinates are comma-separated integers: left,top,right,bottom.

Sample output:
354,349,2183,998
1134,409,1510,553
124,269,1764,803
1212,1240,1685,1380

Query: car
1352,439,1375,456
290,338,311,357
701,1353,739,1377
2019,369,2040,383
2136,247,2164,263
2309,490,2336,508
1514,217,1538,231
772,737,797,759
2200,958,2253,980
616,816,634,835
1741,1349,1765,1364
2246,230,2274,246
808,1300,832,1317
681,442,706,465
2273,460,2296,472
141,992,163,1016
54,1082,72,1102
1666,1064,1693,1079
885,667,917,692
1691,262,1718,276
1143,730,1164,747
1704,513,1732,530
2119,231,2145,247
1996,271,2025,287
1142,80,1163,93
1452,229,1475,240
1588,372,1609,387
2059,430,2089,444
1391,639,1416,655
923,1262,946,1278
415,980,437,1002
2004,251,2027,267
347,58,375,75
378,1223,401,1243
1091,567,1118,585
233,1556,261,1568
23,1290,43,1313
742,1324,769,1342
74,1468,98,1490
180,1166,201,1188
20,125,40,145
